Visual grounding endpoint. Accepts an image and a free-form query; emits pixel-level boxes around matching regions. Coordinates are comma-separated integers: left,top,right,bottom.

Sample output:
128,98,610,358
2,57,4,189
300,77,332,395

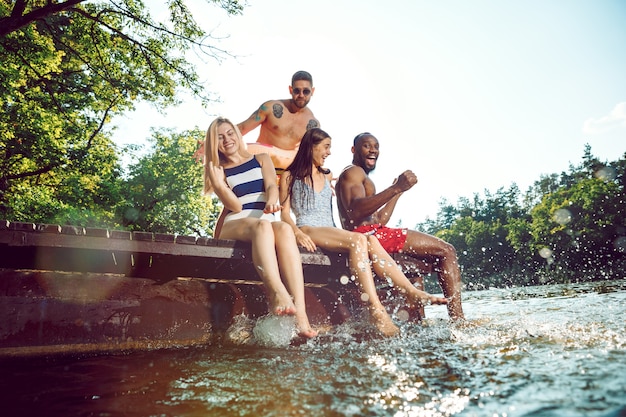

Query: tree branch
0,0,85,37
6,164,60,181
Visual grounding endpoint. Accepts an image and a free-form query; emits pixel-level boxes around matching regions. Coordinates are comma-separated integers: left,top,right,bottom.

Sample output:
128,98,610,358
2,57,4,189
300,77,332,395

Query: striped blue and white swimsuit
223,156,274,223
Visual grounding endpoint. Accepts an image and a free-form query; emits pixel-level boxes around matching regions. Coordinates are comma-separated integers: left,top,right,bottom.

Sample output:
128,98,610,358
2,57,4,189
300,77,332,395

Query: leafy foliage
117,128,221,236
418,146,626,288
2,2,624,283
1,0,241,221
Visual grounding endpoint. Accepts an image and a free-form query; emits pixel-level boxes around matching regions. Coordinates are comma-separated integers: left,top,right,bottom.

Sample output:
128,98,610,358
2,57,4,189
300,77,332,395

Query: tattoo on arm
254,104,268,121
306,119,320,130
272,103,283,118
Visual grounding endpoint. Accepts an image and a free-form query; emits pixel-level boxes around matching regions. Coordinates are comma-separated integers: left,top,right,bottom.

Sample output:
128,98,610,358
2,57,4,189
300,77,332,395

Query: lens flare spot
539,247,553,259
595,166,617,181
553,208,572,225
396,309,410,322
614,236,626,253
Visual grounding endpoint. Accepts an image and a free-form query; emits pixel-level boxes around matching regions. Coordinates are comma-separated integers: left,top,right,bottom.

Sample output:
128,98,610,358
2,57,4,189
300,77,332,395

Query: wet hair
203,116,250,195
353,132,373,146
292,70,313,86
282,127,330,207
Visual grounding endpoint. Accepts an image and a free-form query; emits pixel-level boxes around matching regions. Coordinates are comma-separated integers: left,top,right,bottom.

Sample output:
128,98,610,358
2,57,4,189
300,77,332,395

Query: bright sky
113,0,626,228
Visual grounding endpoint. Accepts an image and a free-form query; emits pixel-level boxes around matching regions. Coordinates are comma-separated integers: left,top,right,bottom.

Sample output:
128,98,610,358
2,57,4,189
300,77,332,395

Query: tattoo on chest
306,119,319,130
272,104,283,118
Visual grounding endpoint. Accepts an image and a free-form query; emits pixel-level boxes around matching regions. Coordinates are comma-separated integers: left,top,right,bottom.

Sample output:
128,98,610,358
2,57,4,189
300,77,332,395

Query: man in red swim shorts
352,223,408,253
335,132,465,320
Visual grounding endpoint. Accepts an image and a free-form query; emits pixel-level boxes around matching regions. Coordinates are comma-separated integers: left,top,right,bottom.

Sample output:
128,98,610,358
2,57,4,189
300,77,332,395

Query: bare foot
426,294,449,305
369,306,400,337
448,296,465,321
295,312,318,339
268,291,296,316
273,304,296,316
409,290,449,307
298,328,319,338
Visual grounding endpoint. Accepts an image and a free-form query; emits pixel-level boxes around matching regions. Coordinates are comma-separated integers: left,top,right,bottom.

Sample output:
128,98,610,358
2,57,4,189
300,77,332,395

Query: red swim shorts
353,224,408,253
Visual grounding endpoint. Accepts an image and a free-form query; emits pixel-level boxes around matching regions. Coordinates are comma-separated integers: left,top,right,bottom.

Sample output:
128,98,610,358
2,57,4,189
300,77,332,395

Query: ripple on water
1,280,624,417
144,281,626,416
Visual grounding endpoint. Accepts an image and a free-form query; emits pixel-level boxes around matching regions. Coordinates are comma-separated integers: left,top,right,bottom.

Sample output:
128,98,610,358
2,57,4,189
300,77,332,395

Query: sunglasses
292,88,312,96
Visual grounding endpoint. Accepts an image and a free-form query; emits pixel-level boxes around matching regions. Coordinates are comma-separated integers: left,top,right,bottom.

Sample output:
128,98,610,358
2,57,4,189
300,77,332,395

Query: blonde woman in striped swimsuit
203,117,317,339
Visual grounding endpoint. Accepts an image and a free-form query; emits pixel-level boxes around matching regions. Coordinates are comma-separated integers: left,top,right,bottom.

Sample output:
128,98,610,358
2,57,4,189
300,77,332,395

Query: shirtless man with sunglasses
239,70,320,175
211,71,319,238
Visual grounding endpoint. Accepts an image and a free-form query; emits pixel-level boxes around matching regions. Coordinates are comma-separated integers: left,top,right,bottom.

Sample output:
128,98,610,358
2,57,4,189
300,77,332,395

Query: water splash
3,281,625,417
252,314,296,348
225,314,255,345
225,314,297,348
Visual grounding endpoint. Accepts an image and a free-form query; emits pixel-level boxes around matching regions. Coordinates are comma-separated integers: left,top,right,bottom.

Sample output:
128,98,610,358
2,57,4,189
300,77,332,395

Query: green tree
418,147,625,288
528,176,625,280
6,133,123,226
117,128,221,236
1,0,243,220
437,186,525,280
438,214,522,289
416,197,459,234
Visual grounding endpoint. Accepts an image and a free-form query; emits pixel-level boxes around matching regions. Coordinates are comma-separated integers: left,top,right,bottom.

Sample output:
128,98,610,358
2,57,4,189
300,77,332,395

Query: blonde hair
203,117,251,195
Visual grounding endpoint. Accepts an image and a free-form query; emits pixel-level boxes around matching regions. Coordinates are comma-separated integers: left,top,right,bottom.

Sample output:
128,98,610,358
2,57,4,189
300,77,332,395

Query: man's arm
373,192,403,226
337,166,407,224
237,101,272,136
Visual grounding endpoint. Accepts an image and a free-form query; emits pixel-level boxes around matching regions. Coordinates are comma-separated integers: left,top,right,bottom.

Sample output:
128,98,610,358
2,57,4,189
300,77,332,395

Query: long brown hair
282,128,331,206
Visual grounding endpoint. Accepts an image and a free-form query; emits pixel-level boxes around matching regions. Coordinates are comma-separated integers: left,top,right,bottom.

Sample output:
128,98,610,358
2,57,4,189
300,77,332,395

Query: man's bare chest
267,114,315,140
364,177,377,196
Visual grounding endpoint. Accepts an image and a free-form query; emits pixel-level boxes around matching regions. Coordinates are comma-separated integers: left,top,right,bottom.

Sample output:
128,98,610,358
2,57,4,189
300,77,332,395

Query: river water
1,279,625,417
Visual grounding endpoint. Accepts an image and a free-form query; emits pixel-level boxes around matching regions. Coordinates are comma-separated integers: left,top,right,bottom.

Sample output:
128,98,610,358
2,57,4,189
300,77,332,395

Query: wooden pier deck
0,220,434,356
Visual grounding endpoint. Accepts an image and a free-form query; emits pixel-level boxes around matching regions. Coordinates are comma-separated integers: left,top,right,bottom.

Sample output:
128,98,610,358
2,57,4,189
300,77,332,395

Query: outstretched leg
366,235,448,307
300,226,400,337
402,230,465,320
